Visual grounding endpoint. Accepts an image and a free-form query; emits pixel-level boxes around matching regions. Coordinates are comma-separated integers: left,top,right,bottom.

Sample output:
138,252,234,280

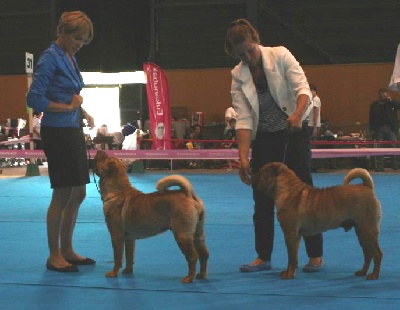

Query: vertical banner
143,62,171,150
26,52,35,164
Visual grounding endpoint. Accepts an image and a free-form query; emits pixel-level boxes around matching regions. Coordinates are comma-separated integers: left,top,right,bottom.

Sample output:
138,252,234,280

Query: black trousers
250,124,323,261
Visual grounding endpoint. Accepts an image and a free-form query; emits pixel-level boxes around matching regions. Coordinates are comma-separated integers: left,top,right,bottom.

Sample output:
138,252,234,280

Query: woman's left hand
86,115,95,129
239,159,252,185
286,114,302,130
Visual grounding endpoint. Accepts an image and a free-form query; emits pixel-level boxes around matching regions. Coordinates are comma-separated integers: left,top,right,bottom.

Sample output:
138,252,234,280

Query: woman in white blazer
225,19,324,273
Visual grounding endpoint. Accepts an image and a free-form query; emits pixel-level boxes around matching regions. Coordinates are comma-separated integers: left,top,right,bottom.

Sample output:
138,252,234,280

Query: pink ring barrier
1,136,400,159
144,138,400,145
1,148,400,160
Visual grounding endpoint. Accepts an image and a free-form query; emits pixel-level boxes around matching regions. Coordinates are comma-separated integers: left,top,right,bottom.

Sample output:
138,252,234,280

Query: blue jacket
27,42,84,127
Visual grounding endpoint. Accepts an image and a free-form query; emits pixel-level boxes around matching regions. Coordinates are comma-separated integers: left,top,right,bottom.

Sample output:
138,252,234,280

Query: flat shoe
239,261,271,272
46,260,79,273
302,261,325,273
65,257,96,265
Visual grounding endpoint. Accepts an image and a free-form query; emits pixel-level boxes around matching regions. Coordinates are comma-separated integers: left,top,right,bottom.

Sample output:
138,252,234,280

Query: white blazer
389,43,400,91
230,45,312,140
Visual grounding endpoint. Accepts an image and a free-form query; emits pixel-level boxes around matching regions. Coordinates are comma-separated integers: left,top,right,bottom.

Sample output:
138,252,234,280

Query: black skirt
41,126,90,189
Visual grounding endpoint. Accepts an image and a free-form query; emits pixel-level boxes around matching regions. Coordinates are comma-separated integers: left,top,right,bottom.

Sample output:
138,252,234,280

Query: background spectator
369,88,400,171
225,106,237,128
222,118,238,171
307,84,321,139
32,111,44,164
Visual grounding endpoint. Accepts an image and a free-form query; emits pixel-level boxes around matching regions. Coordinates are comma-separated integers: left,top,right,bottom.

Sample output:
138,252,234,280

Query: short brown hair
57,11,94,44
224,18,260,56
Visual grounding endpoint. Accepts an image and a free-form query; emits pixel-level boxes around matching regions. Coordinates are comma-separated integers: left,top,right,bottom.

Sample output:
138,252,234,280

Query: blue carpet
1,171,400,309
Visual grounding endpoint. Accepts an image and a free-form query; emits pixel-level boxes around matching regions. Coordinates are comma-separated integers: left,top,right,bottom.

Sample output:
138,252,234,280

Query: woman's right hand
239,159,252,185
45,94,84,113
70,94,84,110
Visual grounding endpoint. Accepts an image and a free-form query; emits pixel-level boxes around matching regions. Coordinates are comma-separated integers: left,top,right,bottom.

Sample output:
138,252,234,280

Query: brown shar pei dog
94,150,209,283
252,162,382,280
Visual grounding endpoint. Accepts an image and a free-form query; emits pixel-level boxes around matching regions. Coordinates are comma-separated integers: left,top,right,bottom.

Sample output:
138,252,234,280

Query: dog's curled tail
156,175,200,201
343,168,374,190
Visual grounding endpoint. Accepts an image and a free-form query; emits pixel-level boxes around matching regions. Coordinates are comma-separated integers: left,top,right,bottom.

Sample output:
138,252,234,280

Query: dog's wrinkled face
94,150,126,178
252,162,283,196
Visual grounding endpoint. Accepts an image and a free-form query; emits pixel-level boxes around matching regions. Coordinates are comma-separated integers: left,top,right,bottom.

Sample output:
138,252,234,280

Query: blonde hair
57,11,94,44
224,18,260,56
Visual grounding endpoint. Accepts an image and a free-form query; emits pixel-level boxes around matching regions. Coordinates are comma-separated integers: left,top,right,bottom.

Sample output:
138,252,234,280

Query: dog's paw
105,270,119,278
280,270,295,280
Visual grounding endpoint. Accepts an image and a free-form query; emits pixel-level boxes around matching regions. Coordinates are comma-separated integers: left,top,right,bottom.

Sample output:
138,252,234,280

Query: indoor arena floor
1,165,400,310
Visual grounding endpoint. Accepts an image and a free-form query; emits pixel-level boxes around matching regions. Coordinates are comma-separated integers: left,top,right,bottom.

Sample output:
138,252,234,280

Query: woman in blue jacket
27,11,95,272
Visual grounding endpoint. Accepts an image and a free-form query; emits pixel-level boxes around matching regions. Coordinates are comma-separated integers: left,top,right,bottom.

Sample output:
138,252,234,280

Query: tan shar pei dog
94,150,209,283
252,162,382,280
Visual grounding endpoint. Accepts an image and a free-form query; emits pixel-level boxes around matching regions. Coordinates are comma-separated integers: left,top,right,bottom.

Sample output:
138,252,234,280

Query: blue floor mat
1,171,400,309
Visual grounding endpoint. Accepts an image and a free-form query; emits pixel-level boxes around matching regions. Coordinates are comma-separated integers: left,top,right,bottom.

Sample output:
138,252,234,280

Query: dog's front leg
123,236,135,275
281,229,301,280
106,222,125,278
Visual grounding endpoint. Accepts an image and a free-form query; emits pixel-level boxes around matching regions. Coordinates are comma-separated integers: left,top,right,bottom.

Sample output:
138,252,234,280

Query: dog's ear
95,150,108,162
101,159,119,176
274,162,295,178
94,159,106,177
253,162,280,196
93,150,109,176
260,162,281,176
95,158,117,177
270,162,284,173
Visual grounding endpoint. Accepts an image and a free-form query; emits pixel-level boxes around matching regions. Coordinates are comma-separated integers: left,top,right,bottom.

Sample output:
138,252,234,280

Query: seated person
222,118,237,148
93,124,113,150
121,123,138,150
185,125,204,168
185,125,204,148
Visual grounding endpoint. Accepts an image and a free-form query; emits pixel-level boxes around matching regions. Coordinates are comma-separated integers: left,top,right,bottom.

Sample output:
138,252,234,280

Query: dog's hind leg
368,242,383,280
366,241,382,280
354,226,372,277
174,232,199,283
194,223,209,280
123,237,135,275
355,225,382,280
354,225,382,280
